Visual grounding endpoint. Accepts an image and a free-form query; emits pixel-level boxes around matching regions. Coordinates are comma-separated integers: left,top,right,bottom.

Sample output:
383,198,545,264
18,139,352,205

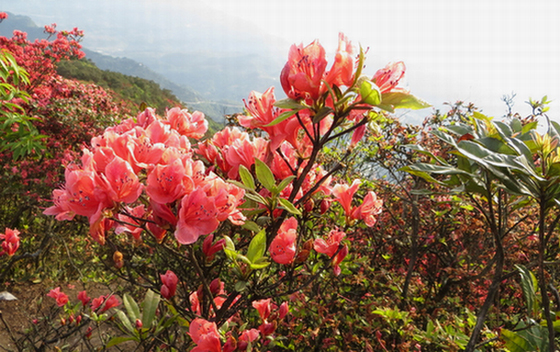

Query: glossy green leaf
276,175,296,194
142,290,160,329
501,329,532,352
255,159,276,192
115,310,134,334
250,257,271,270
223,236,237,261
242,221,261,233
238,165,256,190
106,336,137,348
273,98,306,110
359,80,381,106
235,281,248,292
278,198,301,215
247,229,267,264
378,91,430,112
123,293,141,323
265,109,300,127
244,192,268,205
515,264,538,318
312,106,334,124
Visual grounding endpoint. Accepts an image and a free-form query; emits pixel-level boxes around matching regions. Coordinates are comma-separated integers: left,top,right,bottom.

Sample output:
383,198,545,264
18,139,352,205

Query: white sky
201,0,560,119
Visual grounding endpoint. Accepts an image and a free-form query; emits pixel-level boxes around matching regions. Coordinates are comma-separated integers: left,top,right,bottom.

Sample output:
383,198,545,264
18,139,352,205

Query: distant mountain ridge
1,12,243,121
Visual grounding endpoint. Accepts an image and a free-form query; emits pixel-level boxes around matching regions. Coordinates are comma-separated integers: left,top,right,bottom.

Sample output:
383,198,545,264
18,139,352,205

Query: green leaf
249,257,271,270
378,91,431,112
227,180,253,191
106,336,137,348
502,329,532,352
116,310,134,334
265,109,301,127
273,98,306,110
238,165,256,190
247,229,267,263
312,106,334,124
515,264,538,318
235,281,248,292
244,192,268,205
255,159,276,192
123,294,141,323
278,198,302,215
276,175,295,194
359,80,381,106
142,290,160,329
223,236,237,261
241,221,261,233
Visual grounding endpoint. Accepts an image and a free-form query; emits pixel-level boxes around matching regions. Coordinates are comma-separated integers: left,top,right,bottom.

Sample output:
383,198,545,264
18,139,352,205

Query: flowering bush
43,32,428,350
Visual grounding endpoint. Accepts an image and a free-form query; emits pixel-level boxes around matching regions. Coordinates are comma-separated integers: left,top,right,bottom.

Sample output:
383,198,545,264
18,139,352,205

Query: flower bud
294,249,309,264
320,199,333,214
279,302,289,319
113,251,124,269
135,319,143,330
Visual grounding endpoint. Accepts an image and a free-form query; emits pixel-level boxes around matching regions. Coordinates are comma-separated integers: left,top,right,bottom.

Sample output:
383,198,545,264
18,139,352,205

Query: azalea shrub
42,33,429,350
0,15,132,286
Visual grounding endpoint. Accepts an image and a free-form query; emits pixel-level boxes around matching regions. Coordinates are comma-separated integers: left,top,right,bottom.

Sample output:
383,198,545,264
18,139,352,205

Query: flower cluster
42,32,429,350
44,107,245,246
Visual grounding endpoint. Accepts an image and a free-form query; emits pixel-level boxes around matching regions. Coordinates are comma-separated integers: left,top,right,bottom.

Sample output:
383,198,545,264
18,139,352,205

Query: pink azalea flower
0,228,20,256
146,159,190,204
269,217,298,265
77,290,90,307
252,298,272,321
101,156,143,204
281,40,328,100
236,329,260,350
160,270,178,299
331,179,362,216
64,168,111,218
114,205,146,240
47,287,69,307
331,244,349,276
175,188,219,245
43,189,75,221
166,107,208,139
314,228,346,258
240,87,301,150
101,295,120,312
279,301,289,319
372,61,407,94
91,294,120,312
350,123,367,149
203,176,245,224
202,234,225,260
189,318,221,352
324,33,356,89
351,191,383,227
314,229,348,276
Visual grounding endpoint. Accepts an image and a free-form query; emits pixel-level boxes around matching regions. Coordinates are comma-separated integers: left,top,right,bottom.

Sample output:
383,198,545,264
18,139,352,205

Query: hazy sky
4,0,560,119
202,0,560,119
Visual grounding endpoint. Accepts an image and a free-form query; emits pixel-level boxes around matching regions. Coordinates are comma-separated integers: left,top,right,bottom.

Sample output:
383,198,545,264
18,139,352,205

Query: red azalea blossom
0,228,20,256
91,294,120,312
189,318,221,352
160,270,178,299
280,39,328,101
372,61,407,94
47,287,69,307
77,290,90,307
269,217,298,265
